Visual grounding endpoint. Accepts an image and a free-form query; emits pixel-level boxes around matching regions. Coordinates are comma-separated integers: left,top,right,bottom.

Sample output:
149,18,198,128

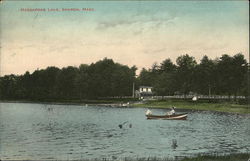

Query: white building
135,86,153,97
139,86,152,93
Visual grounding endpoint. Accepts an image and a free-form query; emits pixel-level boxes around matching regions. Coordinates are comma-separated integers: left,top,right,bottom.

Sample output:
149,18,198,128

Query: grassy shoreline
0,98,137,105
0,98,249,114
134,99,249,114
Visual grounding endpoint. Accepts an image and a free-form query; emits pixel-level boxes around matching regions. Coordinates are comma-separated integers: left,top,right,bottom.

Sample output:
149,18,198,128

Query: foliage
0,58,136,100
137,53,248,98
0,53,248,101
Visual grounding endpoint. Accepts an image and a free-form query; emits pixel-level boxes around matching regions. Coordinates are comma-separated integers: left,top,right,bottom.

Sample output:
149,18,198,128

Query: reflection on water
0,103,249,160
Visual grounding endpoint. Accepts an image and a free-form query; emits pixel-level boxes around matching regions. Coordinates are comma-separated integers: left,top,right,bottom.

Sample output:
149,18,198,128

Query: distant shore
133,99,250,114
0,98,249,114
0,99,137,107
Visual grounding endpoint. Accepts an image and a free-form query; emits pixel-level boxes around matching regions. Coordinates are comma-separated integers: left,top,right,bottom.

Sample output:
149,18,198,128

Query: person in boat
167,106,175,115
146,109,152,115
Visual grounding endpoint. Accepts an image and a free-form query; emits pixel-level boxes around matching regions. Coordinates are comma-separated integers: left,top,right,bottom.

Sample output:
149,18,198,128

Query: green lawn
133,99,250,114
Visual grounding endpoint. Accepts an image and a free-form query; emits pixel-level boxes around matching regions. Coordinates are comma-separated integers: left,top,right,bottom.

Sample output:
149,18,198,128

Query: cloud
144,48,167,55
49,46,69,53
96,19,138,30
95,14,177,32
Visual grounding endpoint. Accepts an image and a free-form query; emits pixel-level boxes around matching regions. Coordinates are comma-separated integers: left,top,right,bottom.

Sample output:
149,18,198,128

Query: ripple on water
0,103,249,160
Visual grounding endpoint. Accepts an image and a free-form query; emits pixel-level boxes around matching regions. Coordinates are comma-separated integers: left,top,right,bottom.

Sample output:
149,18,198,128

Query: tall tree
76,64,89,100
153,59,177,95
0,75,19,99
138,68,154,86
55,66,79,99
231,53,247,98
159,58,176,73
216,54,235,96
176,54,197,96
194,55,216,95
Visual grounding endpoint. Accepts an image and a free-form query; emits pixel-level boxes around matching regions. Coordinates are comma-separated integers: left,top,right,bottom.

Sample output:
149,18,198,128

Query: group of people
146,106,176,116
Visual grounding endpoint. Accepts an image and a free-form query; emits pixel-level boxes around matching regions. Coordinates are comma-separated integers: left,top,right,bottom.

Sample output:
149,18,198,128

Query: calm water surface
0,103,249,160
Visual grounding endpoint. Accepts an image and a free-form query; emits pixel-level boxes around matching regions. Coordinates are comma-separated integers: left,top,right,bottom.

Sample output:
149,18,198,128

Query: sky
0,1,249,76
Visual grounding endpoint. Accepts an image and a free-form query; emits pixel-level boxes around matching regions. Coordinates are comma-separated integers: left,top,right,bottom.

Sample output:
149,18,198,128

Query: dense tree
159,59,176,73
137,68,154,86
0,58,137,100
0,75,19,99
193,56,216,95
55,66,79,99
175,54,197,96
136,53,248,98
43,67,61,99
87,58,115,98
86,58,136,98
76,64,89,100
0,55,248,101
216,54,234,96
231,53,248,98
153,59,177,95
214,53,247,99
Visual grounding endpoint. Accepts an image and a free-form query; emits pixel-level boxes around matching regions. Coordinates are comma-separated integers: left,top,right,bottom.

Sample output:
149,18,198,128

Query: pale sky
0,1,249,76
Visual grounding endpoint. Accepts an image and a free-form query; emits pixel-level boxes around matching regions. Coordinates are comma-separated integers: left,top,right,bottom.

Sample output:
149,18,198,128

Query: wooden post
132,82,135,98
208,85,211,98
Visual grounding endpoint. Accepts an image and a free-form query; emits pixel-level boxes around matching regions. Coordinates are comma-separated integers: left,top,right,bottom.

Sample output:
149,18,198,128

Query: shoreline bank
0,99,249,114
0,100,135,108
133,99,249,114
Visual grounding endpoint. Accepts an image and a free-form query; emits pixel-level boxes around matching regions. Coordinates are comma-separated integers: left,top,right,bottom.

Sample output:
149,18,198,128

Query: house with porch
135,86,153,98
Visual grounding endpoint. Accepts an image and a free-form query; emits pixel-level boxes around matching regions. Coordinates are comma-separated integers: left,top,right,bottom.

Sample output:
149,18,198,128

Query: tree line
137,53,248,98
0,54,248,101
0,58,136,101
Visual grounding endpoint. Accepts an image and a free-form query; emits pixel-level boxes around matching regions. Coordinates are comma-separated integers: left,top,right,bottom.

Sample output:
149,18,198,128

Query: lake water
0,102,249,160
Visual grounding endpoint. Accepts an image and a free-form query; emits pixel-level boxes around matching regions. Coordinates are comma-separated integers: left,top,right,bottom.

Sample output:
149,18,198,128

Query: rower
167,106,175,115
146,109,152,115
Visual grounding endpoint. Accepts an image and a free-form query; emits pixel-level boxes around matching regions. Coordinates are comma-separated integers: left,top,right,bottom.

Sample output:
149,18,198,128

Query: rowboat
146,113,188,120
